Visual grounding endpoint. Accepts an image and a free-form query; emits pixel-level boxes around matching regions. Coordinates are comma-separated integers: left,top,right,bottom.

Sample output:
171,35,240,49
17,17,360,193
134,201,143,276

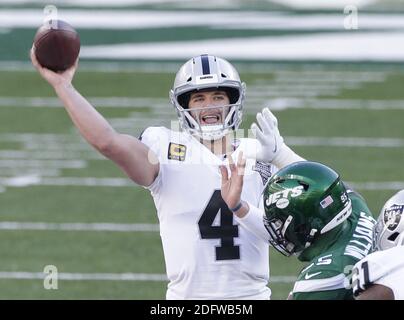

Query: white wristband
234,202,270,243
272,144,306,169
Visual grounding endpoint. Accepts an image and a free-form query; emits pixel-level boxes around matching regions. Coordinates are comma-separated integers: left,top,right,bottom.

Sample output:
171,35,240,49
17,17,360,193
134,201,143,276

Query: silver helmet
169,55,246,141
374,189,404,251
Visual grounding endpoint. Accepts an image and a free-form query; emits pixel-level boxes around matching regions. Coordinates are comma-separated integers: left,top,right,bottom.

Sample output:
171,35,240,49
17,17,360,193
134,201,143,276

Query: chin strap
271,144,306,169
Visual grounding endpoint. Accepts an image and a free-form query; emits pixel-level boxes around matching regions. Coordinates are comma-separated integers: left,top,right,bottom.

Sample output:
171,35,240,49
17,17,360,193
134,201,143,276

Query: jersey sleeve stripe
293,274,347,293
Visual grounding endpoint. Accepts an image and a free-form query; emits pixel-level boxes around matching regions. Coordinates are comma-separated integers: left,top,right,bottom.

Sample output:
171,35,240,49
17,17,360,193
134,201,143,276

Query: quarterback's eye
192,96,204,103
213,94,225,100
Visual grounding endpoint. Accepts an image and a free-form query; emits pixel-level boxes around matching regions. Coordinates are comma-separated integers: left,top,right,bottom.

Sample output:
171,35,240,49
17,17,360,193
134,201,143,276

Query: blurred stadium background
0,0,403,299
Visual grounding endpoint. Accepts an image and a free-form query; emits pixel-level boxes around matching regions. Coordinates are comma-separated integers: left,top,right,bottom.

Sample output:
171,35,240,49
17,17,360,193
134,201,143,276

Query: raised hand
250,107,284,163
220,151,247,215
30,46,78,88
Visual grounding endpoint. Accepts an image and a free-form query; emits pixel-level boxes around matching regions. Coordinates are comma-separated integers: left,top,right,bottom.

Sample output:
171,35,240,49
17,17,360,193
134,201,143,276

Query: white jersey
140,126,275,300
353,246,404,299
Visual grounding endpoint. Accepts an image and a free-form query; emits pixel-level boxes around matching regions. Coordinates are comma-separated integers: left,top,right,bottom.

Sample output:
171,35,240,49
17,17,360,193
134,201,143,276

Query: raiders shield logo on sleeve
384,204,404,231
253,161,273,185
168,143,187,161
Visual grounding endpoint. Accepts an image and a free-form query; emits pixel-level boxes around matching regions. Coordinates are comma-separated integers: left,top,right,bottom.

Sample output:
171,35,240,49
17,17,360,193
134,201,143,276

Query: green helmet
263,161,352,256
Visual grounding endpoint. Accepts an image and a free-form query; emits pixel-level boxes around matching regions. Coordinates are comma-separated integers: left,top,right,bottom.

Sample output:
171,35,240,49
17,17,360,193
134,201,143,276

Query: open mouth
200,113,222,125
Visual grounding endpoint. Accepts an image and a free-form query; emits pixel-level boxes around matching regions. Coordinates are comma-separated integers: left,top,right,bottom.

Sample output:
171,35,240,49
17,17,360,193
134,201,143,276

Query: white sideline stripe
0,222,159,232
0,271,295,283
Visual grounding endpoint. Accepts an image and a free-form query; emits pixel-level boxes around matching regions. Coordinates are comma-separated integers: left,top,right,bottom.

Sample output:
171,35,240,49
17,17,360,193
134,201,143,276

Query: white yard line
0,60,394,75
0,60,183,73
2,97,404,110
271,71,387,82
79,32,404,62
0,168,60,176
0,176,402,190
286,136,404,148
0,159,86,168
0,134,402,163
0,10,403,60
0,271,167,282
0,0,186,6
349,181,404,190
0,221,158,232
1,9,403,30
0,97,167,108
0,271,295,283
0,150,101,160
265,98,404,110
2,135,404,154
0,176,134,187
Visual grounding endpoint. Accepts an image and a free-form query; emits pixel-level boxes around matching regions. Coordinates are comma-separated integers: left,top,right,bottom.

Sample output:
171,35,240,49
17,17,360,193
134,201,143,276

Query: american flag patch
320,195,334,209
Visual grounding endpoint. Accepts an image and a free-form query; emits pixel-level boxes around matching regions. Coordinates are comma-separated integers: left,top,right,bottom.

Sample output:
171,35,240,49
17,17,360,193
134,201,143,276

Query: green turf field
0,63,403,299
1,1,404,300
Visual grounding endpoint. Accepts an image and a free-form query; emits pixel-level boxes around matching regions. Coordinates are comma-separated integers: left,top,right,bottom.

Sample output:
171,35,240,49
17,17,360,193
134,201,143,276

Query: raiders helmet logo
383,204,404,231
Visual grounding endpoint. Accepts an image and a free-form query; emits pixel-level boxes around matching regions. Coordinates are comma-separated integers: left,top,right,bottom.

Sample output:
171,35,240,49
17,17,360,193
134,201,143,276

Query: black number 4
198,190,240,260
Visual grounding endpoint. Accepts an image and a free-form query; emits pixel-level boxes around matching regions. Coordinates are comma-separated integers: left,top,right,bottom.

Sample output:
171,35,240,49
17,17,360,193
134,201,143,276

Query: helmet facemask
264,212,319,257
264,214,296,256
175,100,242,141
170,55,245,141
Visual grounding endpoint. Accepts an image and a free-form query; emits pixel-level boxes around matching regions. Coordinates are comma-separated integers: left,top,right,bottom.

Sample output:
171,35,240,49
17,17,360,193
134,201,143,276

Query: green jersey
292,191,376,300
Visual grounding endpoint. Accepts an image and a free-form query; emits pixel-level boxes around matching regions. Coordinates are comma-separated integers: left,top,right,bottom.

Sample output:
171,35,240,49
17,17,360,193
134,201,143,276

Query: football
33,19,80,72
